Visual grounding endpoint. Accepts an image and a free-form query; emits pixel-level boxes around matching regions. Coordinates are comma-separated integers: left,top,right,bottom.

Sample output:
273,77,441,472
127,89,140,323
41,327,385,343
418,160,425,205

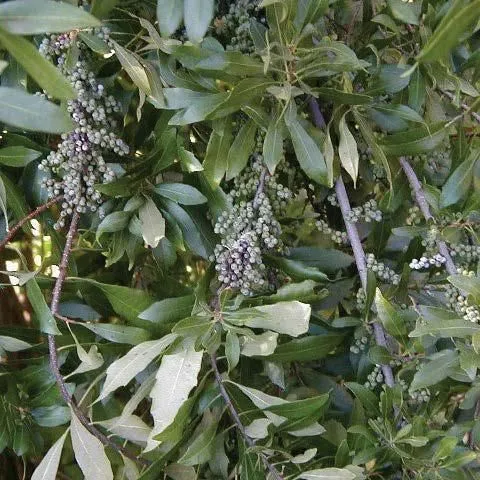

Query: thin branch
210,353,284,480
47,211,149,466
335,177,395,388
0,195,63,251
399,157,457,275
440,89,480,124
308,97,395,388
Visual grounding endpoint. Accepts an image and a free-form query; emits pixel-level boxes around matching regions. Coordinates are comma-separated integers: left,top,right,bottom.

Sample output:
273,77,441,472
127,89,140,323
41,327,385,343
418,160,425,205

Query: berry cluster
345,199,382,223
38,30,129,229
215,0,266,53
366,253,400,285
409,388,431,405
364,364,384,389
409,254,446,270
450,243,480,263
315,218,348,245
350,336,368,354
406,205,421,226
414,143,451,186
213,156,292,295
445,282,480,323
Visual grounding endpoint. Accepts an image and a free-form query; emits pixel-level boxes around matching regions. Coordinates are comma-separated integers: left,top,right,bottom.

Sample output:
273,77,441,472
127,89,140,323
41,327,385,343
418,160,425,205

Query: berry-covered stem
399,157,457,275
47,211,148,466
0,195,63,251
210,353,284,480
335,176,395,388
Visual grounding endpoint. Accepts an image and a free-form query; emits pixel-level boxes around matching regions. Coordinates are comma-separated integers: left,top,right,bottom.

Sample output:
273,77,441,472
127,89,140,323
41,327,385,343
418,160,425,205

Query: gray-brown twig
399,157,457,275
0,195,63,251
47,211,149,466
308,98,395,388
210,353,284,480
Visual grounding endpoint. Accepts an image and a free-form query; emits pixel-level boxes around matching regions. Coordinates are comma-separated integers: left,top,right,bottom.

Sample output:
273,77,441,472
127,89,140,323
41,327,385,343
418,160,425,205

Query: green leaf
387,0,419,25
338,113,359,186
80,323,151,345
0,87,73,133
265,255,329,282
99,334,177,400
379,122,446,156
417,0,480,63
374,289,407,341
0,146,41,167
288,247,354,274
295,0,329,30
344,382,380,417
367,64,411,95
231,301,311,337
157,0,184,37
314,88,372,105
31,430,68,480
0,335,31,352
139,295,195,325
179,414,217,466
196,52,265,77
178,148,203,173
410,350,459,391
0,27,75,101
266,394,329,420
77,32,110,55
296,468,356,479
139,196,166,248
161,200,212,258
226,119,257,180
369,104,424,123
73,278,154,324
26,279,60,335
286,115,328,186
266,334,344,362
147,340,204,451
203,120,233,187
440,153,478,208
408,69,426,113
448,275,480,304
91,0,119,18
154,183,207,205
96,211,130,239
173,316,214,337
111,41,151,94
263,117,284,175
226,331,240,372
241,331,278,357
0,0,100,34
368,346,392,365
184,0,214,43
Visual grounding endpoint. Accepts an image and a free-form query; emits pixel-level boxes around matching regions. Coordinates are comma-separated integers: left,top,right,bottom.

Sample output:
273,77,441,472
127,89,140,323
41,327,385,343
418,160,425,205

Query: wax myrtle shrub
0,0,479,478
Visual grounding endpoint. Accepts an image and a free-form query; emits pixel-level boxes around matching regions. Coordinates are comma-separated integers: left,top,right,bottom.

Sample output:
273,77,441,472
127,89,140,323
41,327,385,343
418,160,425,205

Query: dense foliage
0,0,479,479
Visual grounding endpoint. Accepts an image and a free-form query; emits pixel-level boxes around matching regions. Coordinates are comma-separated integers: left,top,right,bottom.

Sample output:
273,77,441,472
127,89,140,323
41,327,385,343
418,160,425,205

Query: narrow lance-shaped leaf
184,0,214,43
0,87,73,133
70,411,114,480
146,339,204,451
31,430,69,480
286,115,328,186
0,0,100,34
157,0,184,37
0,147,41,167
99,334,177,400
26,279,61,335
226,119,257,180
0,176,7,232
416,0,480,63
139,196,166,248
0,27,75,101
338,113,359,186
263,118,284,175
